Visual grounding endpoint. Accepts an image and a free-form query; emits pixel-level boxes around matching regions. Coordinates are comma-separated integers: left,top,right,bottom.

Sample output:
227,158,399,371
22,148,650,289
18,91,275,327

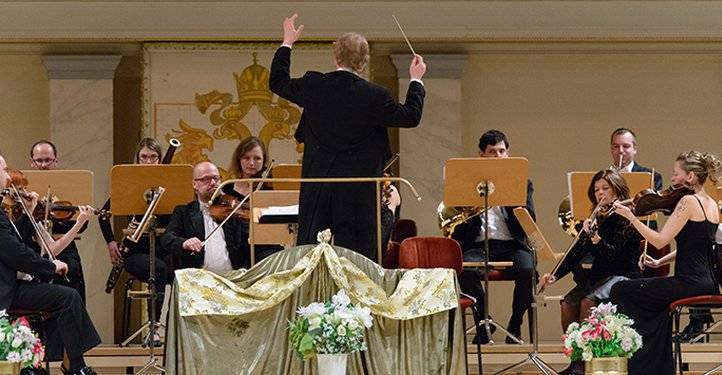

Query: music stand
444,157,528,350
568,171,655,222
111,164,193,374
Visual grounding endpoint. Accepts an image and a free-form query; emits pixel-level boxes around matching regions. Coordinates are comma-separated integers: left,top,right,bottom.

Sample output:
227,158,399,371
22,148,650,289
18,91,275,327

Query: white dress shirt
475,206,514,242
199,201,233,274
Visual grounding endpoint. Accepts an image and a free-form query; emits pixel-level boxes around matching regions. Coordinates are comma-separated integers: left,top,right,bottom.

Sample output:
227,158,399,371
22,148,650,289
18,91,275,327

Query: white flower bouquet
289,290,373,360
562,302,642,361
0,310,45,369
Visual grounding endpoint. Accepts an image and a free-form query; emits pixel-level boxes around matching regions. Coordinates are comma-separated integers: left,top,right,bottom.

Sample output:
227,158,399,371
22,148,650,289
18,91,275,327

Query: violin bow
200,160,275,247
640,169,655,265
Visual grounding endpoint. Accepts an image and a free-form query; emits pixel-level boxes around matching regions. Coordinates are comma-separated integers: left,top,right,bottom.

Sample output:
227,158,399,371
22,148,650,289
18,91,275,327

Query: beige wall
0,55,49,166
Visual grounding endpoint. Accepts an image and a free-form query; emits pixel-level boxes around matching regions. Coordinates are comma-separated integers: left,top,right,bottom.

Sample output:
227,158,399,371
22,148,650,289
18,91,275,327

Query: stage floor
38,342,722,374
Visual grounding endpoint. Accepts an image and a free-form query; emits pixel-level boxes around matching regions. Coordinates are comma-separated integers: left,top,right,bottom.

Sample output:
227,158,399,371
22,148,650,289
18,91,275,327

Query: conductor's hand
182,237,203,253
538,273,556,290
53,259,68,276
409,55,426,80
107,241,122,264
282,14,304,46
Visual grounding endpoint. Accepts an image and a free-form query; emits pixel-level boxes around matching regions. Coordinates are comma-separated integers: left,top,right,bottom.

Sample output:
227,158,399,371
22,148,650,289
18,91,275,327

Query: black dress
610,197,719,375
555,214,642,305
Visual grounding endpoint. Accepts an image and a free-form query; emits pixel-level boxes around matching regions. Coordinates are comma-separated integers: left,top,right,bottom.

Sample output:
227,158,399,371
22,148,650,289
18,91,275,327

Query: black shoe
20,368,47,375
505,325,522,344
471,324,497,345
71,367,97,375
558,361,584,375
678,321,706,342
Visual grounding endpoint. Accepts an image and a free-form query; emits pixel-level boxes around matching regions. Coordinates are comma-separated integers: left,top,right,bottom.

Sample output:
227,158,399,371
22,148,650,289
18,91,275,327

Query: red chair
391,219,417,243
398,236,481,375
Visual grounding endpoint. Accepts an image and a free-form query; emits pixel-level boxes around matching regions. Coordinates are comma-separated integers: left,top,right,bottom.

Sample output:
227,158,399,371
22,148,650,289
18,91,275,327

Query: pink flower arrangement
0,310,45,369
562,303,642,361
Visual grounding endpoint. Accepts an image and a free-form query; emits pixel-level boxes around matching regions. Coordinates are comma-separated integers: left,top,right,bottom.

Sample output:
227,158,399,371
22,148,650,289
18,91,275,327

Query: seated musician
0,154,100,375
98,138,172,346
453,129,535,344
28,140,88,302
161,162,250,272
539,169,642,375
222,136,282,263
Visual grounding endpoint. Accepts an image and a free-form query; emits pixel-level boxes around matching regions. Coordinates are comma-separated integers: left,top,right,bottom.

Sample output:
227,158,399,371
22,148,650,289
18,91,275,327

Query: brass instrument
104,138,180,293
437,202,485,238
558,195,581,237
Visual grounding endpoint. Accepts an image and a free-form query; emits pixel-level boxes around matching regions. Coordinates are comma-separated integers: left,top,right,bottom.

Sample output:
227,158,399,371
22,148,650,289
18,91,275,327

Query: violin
33,200,111,221
208,194,250,222
1,169,111,221
605,184,695,217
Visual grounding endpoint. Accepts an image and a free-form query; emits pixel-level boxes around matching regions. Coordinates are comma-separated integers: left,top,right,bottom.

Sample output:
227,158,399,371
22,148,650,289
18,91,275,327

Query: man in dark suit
0,155,99,375
161,162,250,272
453,130,536,344
269,14,426,261
609,128,663,190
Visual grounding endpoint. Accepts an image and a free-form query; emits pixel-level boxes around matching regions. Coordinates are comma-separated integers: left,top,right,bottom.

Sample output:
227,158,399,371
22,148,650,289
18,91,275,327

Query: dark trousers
11,281,100,362
458,240,534,331
297,182,378,261
124,252,170,322
53,251,86,304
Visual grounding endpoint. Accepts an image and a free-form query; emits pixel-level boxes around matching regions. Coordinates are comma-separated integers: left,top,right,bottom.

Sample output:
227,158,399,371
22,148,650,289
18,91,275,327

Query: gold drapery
166,232,465,374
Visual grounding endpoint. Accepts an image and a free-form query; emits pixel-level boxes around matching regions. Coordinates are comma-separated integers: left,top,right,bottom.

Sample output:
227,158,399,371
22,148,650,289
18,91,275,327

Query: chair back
392,219,418,243
398,236,463,274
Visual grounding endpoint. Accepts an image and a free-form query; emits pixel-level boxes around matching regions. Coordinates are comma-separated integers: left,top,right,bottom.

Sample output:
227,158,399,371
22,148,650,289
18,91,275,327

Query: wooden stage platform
38,342,722,374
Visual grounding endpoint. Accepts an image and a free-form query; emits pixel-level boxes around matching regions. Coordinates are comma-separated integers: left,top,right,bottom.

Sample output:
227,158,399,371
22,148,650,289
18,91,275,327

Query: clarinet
104,137,180,293
104,220,137,293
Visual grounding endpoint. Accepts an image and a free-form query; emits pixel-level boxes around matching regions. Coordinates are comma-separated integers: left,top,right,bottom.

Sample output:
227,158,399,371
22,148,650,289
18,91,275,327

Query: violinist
222,136,281,262
98,138,171,345
610,151,721,375
28,140,88,302
0,154,100,375
160,162,250,272
4,169,94,265
538,170,642,375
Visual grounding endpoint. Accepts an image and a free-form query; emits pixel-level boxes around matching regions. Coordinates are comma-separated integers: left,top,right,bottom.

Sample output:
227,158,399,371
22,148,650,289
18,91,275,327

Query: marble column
391,54,467,236
42,55,121,343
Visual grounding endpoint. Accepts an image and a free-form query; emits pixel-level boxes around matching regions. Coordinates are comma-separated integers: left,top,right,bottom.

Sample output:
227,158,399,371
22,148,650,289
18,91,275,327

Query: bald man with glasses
160,162,250,272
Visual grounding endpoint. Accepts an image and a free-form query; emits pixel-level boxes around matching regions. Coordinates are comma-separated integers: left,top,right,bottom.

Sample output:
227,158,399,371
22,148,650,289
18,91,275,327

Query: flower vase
317,353,348,375
0,361,20,375
585,357,628,375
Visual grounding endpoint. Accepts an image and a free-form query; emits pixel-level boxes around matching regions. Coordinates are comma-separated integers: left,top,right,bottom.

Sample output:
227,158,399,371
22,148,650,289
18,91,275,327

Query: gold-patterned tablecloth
166,231,465,374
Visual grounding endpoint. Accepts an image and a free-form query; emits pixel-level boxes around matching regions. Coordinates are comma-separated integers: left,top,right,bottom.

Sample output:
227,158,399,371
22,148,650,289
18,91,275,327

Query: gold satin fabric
165,239,465,374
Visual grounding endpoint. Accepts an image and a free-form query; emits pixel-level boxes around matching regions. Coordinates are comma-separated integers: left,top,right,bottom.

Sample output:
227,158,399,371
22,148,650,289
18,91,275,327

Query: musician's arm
98,198,115,243
160,205,188,257
617,195,691,249
0,215,55,278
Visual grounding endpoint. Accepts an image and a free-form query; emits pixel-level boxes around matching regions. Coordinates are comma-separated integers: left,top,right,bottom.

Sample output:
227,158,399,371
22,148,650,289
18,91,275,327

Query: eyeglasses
139,155,160,162
193,175,221,184
32,158,57,165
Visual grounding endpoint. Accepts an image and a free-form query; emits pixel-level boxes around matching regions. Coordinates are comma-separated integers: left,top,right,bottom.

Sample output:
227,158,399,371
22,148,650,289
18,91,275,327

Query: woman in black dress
610,150,721,375
540,169,642,375
223,136,281,263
